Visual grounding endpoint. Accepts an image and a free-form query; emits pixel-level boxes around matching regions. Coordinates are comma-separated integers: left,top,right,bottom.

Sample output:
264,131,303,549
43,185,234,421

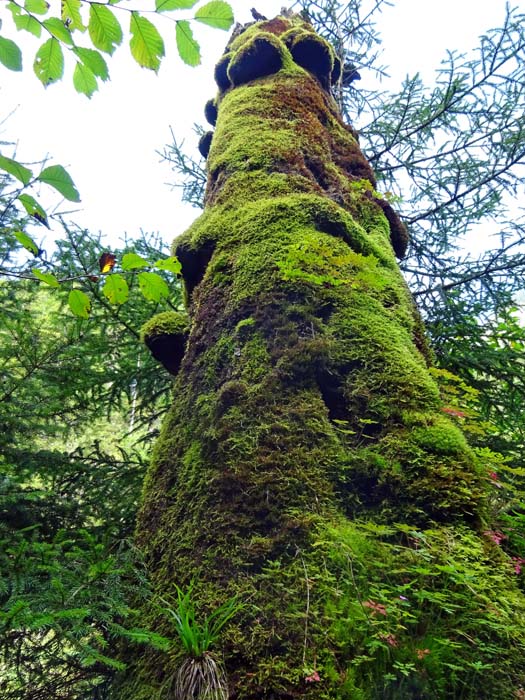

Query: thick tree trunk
113,14,525,700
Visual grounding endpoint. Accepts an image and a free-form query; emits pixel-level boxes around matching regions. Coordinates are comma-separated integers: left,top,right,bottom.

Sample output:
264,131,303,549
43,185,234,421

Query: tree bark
113,14,525,700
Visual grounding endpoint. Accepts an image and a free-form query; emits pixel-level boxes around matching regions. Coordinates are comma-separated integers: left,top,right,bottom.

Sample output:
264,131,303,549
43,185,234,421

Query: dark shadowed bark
112,14,525,700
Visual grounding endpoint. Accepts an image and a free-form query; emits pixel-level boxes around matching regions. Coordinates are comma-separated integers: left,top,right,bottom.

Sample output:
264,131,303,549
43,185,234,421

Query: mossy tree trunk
114,14,525,700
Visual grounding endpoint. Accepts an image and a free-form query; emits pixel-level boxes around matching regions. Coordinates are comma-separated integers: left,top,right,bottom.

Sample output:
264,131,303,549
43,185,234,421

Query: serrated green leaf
156,0,198,10
130,12,164,72
61,0,85,31
73,61,98,97
12,11,42,38
68,289,91,318
138,271,170,301
175,20,200,67
34,37,64,85
6,2,20,18
121,252,149,270
103,274,129,305
0,36,23,71
24,0,49,14
32,268,59,287
154,256,182,274
17,193,49,227
74,47,109,80
194,0,233,30
0,154,33,185
37,165,80,202
88,4,123,55
43,17,74,45
14,230,39,255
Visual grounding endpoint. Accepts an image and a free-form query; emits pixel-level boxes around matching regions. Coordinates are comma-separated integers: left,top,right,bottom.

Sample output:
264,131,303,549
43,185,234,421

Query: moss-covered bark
112,14,525,700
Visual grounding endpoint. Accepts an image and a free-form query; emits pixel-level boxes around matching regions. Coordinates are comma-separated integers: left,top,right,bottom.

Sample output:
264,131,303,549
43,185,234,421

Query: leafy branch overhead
9,231,182,319
0,152,80,230
1,0,234,95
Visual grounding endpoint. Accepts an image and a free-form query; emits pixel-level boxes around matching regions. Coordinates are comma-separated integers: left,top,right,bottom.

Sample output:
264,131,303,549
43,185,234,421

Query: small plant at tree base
158,582,243,700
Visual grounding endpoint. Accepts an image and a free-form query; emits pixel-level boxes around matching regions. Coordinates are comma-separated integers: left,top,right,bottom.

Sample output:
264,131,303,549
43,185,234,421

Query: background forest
1,0,525,698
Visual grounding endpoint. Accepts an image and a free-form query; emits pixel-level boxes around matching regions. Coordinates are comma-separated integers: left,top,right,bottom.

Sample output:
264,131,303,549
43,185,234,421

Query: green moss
410,415,469,455
140,311,189,375
140,310,189,342
111,13,525,700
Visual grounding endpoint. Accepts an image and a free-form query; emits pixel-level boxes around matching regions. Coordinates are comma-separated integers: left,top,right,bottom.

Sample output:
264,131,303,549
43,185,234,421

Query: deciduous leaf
34,37,64,85
194,1,234,30
17,193,49,227
175,20,200,67
154,256,182,274
8,5,41,38
130,12,164,72
74,47,109,80
24,0,49,14
156,0,198,10
73,61,98,97
88,4,123,55
0,36,23,71
99,252,116,274
37,164,80,202
138,271,170,301
103,274,129,304
0,155,33,185
121,252,149,270
68,289,91,318
43,17,74,45
61,0,85,32
32,268,59,287
14,231,38,255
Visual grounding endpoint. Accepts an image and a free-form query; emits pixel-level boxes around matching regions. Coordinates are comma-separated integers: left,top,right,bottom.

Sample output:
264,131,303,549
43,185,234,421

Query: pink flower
512,557,525,574
416,648,430,659
379,633,398,647
363,600,387,616
488,471,503,488
305,671,321,683
483,530,506,545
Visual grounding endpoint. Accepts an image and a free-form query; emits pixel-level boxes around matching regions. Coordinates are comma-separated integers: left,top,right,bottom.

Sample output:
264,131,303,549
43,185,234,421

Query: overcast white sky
0,0,522,250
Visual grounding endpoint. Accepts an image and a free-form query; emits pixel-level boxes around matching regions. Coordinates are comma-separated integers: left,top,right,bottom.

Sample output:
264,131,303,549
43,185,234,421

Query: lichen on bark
112,14,525,700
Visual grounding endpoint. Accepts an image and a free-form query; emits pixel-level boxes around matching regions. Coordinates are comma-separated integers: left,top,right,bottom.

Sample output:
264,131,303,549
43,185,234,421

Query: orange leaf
99,251,116,274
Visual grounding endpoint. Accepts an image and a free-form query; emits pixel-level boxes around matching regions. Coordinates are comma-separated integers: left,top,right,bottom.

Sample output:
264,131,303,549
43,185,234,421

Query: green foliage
0,164,183,317
0,225,181,698
68,287,91,319
194,0,234,30
0,34,22,70
129,12,165,72
1,0,234,96
0,150,79,231
103,272,130,305
160,581,243,657
37,164,81,202
176,19,201,66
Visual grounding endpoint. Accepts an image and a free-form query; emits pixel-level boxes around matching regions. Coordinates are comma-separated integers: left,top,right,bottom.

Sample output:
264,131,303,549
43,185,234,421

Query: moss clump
141,311,189,375
111,12,525,700
228,32,286,86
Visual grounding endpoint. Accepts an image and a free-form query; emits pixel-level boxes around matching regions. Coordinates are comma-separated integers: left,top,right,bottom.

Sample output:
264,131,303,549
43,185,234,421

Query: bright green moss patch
140,310,189,341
